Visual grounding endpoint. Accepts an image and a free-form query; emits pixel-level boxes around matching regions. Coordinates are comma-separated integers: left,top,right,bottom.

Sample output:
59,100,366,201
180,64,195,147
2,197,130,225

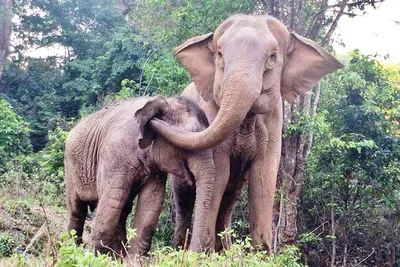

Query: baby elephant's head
134,95,209,150
134,96,214,185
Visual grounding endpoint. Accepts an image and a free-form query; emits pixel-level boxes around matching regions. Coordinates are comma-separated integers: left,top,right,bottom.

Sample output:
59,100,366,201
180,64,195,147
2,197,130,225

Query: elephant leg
215,179,247,251
91,175,132,254
171,176,195,249
65,162,88,245
66,193,87,245
128,174,167,256
248,149,279,254
116,191,137,254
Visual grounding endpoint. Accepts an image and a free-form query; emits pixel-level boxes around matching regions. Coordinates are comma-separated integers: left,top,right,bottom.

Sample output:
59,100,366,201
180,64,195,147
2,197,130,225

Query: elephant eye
266,51,277,70
269,52,277,61
217,51,224,69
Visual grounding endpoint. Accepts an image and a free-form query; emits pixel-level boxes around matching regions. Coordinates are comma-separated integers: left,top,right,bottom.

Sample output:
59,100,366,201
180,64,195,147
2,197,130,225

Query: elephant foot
250,234,272,255
91,232,124,257
188,239,213,253
127,243,150,258
188,228,215,253
127,232,154,257
172,228,192,250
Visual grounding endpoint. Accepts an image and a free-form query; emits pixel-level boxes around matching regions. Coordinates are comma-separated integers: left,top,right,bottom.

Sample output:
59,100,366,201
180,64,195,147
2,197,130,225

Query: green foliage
130,0,257,51
117,79,140,99
143,53,190,96
60,25,147,117
114,52,191,100
298,232,322,246
1,59,62,151
12,0,124,59
2,229,303,266
4,1,148,151
0,125,68,204
146,238,303,266
3,199,44,226
0,233,16,257
4,199,31,217
56,231,122,267
0,98,31,172
39,126,69,198
299,51,400,265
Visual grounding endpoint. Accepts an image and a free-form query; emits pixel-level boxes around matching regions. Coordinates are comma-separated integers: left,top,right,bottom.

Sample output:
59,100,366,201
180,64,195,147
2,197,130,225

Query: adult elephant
149,14,343,253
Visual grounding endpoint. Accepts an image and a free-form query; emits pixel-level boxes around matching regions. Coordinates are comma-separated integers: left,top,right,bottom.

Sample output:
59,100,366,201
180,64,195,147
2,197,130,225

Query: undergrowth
1,230,304,267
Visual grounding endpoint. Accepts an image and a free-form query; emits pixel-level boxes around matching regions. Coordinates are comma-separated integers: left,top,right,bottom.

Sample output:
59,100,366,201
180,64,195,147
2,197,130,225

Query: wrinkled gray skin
64,96,215,256
149,14,343,253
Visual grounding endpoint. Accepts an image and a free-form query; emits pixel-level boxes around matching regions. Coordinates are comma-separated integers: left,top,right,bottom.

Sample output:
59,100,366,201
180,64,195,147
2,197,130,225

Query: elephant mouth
237,112,257,135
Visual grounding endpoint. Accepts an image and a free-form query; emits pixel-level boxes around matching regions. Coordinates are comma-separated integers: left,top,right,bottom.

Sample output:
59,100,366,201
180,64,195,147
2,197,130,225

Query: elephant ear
281,32,343,102
134,96,167,149
174,33,215,102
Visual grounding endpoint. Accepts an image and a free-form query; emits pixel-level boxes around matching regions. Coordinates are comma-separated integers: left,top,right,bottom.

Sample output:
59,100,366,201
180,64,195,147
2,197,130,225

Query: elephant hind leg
67,193,88,245
171,176,195,249
215,180,247,252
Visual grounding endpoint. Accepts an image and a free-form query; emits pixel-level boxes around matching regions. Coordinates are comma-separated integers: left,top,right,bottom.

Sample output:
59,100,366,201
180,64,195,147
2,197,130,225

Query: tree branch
321,0,348,47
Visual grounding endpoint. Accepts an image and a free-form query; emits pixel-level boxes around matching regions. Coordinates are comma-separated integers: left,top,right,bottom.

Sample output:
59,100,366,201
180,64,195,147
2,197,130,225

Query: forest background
0,0,399,266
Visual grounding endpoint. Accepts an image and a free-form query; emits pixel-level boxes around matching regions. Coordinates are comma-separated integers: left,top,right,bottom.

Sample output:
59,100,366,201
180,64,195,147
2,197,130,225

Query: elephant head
149,14,343,150
134,95,209,150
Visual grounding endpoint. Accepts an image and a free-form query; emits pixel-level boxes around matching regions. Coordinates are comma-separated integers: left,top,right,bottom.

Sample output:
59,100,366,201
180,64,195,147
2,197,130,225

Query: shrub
40,126,68,193
0,98,32,173
56,231,122,267
0,233,16,257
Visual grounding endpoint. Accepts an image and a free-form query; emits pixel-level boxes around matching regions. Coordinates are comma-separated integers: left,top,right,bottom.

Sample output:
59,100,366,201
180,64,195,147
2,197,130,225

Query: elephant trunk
186,153,215,252
149,73,261,150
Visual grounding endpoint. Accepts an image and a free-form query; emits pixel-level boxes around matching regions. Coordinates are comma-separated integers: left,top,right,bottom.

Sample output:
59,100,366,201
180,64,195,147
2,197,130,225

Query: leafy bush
1,224,304,266
3,199,44,226
56,231,122,267
145,237,304,266
39,126,69,198
1,125,69,205
0,98,32,173
0,233,16,257
143,53,190,96
54,230,304,266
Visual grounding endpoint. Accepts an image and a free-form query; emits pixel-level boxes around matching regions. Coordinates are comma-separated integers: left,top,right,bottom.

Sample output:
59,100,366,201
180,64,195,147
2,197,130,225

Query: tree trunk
330,193,336,267
274,84,320,250
0,0,12,82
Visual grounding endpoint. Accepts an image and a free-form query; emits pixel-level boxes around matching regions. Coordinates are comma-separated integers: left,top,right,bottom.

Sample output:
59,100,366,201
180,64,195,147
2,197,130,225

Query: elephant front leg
248,149,279,254
91,177,132,254
128,174,167,256
171,176,195,249
116,193,136,254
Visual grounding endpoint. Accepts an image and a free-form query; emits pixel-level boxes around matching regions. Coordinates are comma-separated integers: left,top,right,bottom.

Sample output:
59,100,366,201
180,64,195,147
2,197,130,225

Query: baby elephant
64,96,215,256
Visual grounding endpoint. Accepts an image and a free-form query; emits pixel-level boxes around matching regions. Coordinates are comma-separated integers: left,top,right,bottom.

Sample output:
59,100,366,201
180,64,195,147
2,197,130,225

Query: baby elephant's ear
134,96,167,149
